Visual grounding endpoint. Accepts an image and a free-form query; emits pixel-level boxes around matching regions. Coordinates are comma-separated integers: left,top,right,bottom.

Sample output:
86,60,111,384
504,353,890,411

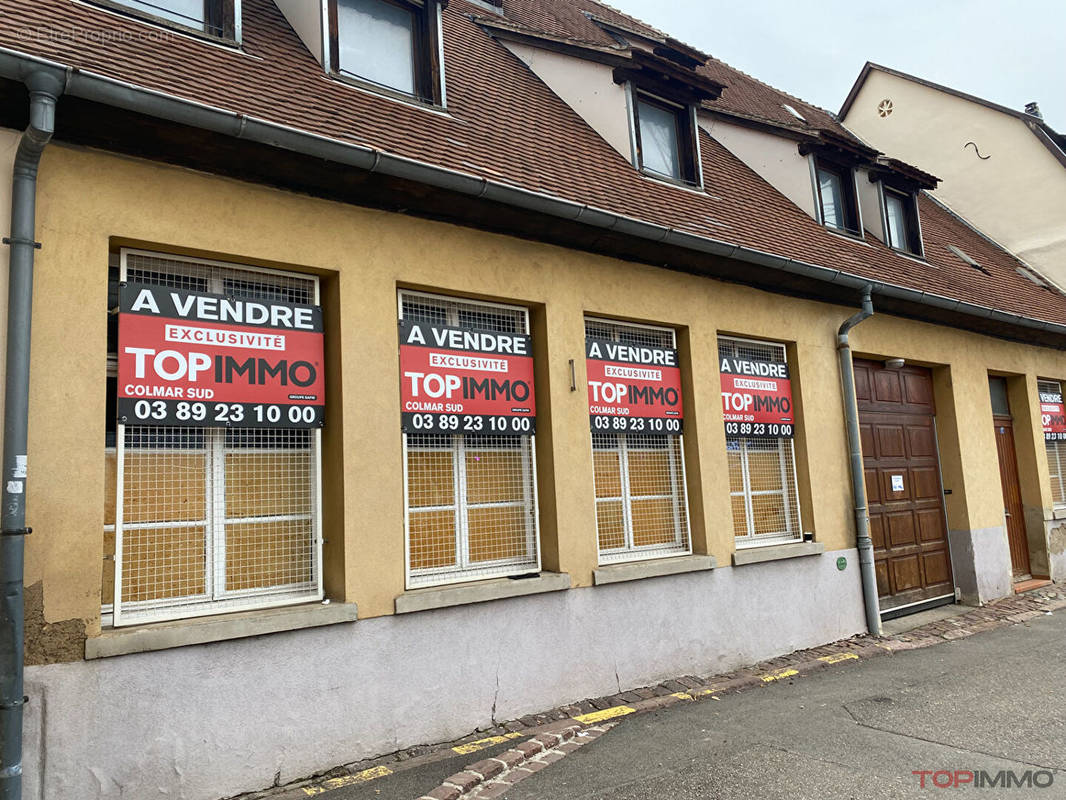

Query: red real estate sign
719,356,794,439
117,282,325,428
399,319,536,435
1040,388,1066,441
586,338,683,434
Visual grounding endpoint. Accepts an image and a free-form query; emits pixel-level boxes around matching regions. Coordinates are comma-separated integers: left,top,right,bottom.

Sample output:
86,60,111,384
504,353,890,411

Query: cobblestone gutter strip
417,724,615,800
245,585,1065,799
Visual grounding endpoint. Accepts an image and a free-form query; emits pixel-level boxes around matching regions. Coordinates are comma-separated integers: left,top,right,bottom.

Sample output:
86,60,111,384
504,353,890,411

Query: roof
1,0,1064,332
840,62,1066,170
498,0,851,136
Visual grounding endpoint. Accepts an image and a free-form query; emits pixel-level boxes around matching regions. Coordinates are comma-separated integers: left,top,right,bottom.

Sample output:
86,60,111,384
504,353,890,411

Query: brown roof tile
2,0,1063,325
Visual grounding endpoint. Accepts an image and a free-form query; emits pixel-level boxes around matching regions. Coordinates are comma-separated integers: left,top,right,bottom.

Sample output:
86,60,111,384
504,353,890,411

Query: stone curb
417,724,590,800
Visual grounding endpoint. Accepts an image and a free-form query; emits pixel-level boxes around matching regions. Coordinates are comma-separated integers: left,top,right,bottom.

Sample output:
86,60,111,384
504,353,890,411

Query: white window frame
399,290,541,589
587,317,692,565
720,335,803,548
880,184,925,258
109,249,323,626
625,85,702,189
326,0,447,107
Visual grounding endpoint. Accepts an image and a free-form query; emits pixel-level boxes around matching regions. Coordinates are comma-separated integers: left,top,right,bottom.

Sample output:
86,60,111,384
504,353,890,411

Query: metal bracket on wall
1,237,41,249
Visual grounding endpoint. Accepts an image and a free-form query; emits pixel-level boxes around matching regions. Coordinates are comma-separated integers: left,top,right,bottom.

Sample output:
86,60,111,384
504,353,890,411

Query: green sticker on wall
836,556,848,571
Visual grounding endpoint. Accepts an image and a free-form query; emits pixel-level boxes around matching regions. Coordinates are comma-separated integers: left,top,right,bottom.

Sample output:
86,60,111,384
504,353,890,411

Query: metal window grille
400,291,539,588
719,335,802,545
105,250,323,626
586,318,691,564
1039,379,1066,507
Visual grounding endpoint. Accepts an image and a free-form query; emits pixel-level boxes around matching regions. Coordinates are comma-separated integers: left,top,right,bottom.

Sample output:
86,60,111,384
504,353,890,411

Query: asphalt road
507,610,1066,800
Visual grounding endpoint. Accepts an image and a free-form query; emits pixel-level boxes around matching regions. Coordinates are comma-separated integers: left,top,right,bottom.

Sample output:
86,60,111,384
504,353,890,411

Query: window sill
85,601,358,660
888,247,928,265
824,227,870,246
732,540,824,566
1050,507,1066,521
395,572,571,614
593,554,717,585
328,72,450,117
638,170,705,195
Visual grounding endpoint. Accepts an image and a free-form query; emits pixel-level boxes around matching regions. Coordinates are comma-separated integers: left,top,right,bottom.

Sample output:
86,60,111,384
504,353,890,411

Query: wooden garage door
855,361,954,611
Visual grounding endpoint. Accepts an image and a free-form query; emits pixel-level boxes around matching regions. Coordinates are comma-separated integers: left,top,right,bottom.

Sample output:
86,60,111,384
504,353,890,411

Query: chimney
1024,101,1043,119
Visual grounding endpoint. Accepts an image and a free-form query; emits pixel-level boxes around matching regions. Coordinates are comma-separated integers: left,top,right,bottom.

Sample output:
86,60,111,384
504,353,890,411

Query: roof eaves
3,46,1065,347
872,156,940,189
700,106,817,141
837,61,876,120
583,11,668,45
584,12,710,66
473,15,631,62
1027,119,1066,169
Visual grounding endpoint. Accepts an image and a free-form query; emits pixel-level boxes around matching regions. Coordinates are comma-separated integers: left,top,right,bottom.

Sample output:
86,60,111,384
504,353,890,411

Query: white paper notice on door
891,474,905,492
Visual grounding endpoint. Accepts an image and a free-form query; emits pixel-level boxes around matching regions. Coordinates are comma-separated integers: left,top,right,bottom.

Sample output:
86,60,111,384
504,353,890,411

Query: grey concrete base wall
1024,506,1051,578
948,527,1012,605
1044,519,1066,581
23,549,863,800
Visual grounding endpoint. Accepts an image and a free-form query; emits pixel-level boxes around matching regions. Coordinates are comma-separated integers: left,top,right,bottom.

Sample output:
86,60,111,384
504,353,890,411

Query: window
720,336,802,545
815,160,859,235
104,250,322,626
587,318,691,563
102,0,237,38
330,0,444,104
1039,379,1066,507
884,186,923,255
633,93,699,184
989,376,1011,417
400,292,539,587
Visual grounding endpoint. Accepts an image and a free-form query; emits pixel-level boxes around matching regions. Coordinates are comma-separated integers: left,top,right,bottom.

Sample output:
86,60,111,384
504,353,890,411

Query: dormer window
814,159,860,235
101,0,237,38
633,92,699,185
329,0,445,105
883,186,922,255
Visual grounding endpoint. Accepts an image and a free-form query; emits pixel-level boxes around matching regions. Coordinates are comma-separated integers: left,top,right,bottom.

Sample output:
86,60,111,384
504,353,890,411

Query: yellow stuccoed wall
22,142,1066,632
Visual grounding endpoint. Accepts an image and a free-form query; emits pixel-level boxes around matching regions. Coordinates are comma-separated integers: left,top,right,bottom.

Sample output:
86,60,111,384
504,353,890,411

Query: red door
854,360,954,611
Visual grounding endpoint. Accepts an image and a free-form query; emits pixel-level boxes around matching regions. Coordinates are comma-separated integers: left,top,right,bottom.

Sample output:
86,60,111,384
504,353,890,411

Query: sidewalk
236,583,1065,800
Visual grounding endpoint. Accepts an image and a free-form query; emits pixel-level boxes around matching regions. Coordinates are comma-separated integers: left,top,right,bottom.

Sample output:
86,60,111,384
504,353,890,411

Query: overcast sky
614,0,1065,132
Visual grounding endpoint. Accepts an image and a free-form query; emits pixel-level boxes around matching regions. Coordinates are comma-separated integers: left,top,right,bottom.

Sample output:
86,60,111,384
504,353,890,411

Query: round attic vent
877,99,894,118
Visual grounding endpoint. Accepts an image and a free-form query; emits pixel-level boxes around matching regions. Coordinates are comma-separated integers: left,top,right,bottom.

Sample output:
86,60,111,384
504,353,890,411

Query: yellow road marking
671,691,695,701
760,668,798,683
818,653,859,664
451,732,523,755
573,705,636,724
301,766,393,795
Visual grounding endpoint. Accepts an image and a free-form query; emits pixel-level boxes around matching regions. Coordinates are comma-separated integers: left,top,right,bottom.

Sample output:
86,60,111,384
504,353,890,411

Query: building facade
840,63,1066,288
0,1,1064,798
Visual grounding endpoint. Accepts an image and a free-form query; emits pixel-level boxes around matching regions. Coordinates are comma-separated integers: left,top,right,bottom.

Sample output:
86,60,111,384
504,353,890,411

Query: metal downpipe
837,286,881,636
0,69,63,800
